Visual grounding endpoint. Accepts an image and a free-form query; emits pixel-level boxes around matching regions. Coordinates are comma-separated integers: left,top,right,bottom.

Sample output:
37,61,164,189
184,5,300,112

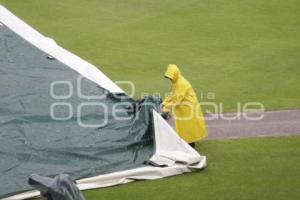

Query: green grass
80,136,299,200
0,0,299,112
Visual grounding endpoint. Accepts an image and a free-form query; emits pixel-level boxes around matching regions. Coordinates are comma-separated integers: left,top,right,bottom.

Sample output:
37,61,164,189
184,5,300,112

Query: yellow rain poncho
162,64,207,143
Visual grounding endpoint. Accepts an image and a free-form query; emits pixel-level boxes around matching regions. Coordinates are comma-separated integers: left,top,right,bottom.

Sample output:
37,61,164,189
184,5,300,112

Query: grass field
1,0,299,112
1,1,299,199
81,136,300,200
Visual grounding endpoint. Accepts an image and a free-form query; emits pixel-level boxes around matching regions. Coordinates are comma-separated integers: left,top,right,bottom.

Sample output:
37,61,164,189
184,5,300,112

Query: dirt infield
205,109,300,140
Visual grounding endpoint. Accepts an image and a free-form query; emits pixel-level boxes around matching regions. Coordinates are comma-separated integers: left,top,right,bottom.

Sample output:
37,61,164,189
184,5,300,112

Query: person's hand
161,112,170,120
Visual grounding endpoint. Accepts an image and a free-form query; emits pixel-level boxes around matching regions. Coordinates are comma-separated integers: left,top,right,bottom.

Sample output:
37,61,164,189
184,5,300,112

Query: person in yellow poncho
161,64,207,147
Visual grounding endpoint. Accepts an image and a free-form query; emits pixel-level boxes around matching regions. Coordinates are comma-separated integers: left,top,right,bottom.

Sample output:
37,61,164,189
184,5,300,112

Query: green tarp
0,24,160,198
